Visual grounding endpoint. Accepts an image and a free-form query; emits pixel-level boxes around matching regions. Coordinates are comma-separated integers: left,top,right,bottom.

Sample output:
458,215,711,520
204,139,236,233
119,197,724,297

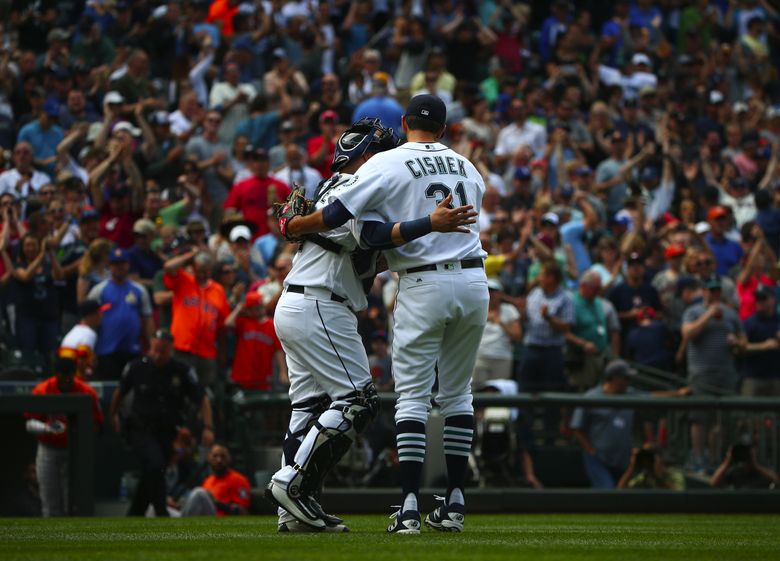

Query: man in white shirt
59,299,109,378
0,142,51,213
495,98,547,166
209,62,257,145
272,144,323,196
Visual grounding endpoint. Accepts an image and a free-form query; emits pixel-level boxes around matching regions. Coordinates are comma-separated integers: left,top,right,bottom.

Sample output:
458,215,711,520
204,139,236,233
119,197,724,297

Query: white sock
448,488,464,505
402,492,418,512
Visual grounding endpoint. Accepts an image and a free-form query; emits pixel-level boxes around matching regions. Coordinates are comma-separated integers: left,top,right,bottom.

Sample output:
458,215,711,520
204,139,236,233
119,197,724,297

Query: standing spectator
24,357,103,517
223,148,290,237
225,291,285,391
681,276,745,471
127,218,162,290
3,234,63,366
76,238,111,305
368,330,393,392
566,271,621,391
519,260,574,394
209,62,257,146
625,307,674,371
109,330,214,517
704,206,743,276
735,226,774,320
17,100,63,176
495,98,547,165
181,443,250,516
272,144,322,197
185,111,235,228
473,278,522,387
306,110,338,180
88,248,154,380
163,250,230,388
59,299,109,379
351,74,404,133
0,142,51,211
608,252,662,342
738,285,780,397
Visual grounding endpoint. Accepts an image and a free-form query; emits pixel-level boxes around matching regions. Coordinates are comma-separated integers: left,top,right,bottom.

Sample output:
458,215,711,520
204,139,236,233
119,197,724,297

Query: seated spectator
58,299,109,378
473,277,522,387
88,248,153,380
710,437,779,489
24,357,103,517
181,444,250,516
617,445,685,490
225,292,286,391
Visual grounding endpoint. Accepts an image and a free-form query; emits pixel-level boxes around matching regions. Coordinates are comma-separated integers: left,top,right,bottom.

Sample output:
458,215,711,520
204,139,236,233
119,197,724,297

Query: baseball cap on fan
405,94,447,127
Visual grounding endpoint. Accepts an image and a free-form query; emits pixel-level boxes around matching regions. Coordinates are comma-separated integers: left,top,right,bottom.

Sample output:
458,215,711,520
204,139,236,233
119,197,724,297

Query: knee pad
343,382,380,434
283,394,332,466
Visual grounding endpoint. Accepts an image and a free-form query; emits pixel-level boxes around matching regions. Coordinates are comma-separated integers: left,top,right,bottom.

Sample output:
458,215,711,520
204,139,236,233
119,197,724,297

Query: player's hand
430,194,477,234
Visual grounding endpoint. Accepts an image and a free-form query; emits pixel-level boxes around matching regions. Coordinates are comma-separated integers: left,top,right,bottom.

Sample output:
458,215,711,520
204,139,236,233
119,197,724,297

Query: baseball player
266,118,477,533
281,95,488,534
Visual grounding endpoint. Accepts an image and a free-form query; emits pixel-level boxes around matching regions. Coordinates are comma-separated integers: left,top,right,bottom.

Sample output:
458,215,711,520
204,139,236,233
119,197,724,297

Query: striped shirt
682,302,742,383
523,286,575,347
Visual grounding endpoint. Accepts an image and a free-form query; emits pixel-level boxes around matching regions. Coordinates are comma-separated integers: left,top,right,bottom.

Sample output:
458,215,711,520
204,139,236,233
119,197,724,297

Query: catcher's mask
330,117,399,172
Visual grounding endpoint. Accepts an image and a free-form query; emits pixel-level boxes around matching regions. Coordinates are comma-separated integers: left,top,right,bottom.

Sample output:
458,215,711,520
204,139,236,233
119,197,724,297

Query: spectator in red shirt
24,357,104,517
223,147,289,238
181,443,250,516
225,291,286,390
306,110,339,179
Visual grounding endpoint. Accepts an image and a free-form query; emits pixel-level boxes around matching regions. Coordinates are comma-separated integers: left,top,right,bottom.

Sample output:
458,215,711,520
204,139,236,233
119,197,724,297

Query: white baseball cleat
265,480,325,530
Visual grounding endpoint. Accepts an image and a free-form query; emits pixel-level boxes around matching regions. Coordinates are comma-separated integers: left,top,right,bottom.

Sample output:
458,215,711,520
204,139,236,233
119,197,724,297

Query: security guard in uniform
109,329,214,516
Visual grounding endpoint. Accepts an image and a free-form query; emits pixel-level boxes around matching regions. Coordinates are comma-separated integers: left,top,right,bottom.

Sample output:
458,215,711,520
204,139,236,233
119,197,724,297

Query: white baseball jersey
335,142,487,271
283,173,375,312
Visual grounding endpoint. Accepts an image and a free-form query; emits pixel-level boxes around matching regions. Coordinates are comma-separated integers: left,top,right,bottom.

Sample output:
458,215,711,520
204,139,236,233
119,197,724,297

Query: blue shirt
352,96,404,133
756,208,780,256
235,111,280,151
127,247,163,281
523,286,575,347
561,220,591,275
89,279,152,355
17,121,64,175
705,233,743,276
600,20,624,67
743,312,780,380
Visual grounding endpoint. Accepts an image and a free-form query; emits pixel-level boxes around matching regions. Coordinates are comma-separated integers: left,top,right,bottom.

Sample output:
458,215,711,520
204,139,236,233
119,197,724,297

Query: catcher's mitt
275,185,313,241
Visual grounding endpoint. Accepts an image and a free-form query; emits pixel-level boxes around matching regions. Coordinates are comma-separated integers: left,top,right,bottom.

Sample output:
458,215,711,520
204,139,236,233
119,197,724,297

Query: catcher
266,118,476,532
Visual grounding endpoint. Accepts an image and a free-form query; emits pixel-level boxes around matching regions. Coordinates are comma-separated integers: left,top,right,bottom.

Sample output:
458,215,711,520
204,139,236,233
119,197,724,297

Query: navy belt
286,284,347,304
406,258,484,274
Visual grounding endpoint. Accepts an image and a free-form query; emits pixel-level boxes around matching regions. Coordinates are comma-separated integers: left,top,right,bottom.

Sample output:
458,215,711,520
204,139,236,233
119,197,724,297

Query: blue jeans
582,452,625,489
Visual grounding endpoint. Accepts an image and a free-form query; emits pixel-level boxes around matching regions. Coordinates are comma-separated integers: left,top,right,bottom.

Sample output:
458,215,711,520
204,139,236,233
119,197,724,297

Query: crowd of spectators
2,0,780,500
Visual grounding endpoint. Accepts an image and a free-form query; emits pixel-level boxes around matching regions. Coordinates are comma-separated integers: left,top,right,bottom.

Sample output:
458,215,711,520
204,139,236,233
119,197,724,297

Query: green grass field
2,515,779,561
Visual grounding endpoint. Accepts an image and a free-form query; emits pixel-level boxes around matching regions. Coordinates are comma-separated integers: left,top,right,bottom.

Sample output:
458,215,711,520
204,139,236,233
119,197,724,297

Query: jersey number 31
425,181,468,209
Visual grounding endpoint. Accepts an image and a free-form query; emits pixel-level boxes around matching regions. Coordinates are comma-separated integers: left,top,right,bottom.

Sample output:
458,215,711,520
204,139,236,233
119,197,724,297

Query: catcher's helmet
330,117,399,172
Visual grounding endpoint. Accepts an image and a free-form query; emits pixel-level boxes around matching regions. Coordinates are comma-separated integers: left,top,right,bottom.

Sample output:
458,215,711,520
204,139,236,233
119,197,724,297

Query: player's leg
269,297,374,529
388,274,447,533
427,273,488,532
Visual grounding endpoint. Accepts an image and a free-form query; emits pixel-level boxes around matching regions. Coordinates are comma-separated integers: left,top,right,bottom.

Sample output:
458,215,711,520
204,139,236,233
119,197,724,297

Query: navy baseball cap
79,207,100,222
405,94,447,127
109,248,129,263
641,167,660,182
604,359,637,380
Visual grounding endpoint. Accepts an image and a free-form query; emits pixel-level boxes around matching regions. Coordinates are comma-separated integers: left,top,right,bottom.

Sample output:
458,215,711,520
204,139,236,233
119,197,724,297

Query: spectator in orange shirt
225,291,287,391
181,443,250,516
24,357,104,517
163,249,230,387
